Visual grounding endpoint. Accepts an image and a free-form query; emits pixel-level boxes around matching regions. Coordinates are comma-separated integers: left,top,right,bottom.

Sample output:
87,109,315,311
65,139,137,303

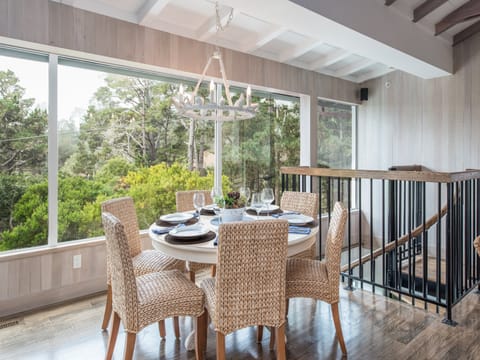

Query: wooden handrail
281,166,480,183
340,203,448,273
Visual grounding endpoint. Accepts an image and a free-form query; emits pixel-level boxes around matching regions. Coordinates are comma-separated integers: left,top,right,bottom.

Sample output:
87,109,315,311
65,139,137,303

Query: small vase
221,207,245,222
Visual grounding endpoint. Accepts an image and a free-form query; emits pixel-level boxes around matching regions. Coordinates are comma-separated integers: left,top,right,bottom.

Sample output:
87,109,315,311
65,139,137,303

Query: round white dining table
149,213,319,264
149,212,318,351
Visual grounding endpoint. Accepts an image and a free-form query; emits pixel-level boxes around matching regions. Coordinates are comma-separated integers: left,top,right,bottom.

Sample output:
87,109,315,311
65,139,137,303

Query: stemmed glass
239,186,251,203
193,192,205,218
251,193,263,220
210,187,224,224
261,187,274,215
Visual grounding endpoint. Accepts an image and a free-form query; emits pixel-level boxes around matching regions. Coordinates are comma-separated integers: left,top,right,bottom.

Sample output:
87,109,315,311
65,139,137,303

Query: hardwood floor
1,282,480,359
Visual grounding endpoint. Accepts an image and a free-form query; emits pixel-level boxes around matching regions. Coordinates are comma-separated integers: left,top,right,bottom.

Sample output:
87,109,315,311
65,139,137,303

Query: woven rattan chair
101,197,186,336
286,201,348,355
102,212,206,360
280,191,319,259
176,190,214,281
199,220,289,360
474,236,480,257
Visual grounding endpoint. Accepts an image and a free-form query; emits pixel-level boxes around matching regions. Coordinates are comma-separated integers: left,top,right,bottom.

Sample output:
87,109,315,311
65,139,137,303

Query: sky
0,55,106,127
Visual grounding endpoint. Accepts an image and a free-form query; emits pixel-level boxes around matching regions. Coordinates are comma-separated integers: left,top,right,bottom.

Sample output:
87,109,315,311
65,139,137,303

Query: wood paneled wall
358,31,480,173
0,240,106,317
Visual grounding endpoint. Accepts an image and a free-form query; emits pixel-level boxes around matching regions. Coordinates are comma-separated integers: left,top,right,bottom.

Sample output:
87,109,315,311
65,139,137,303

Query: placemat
200,208,216,216
156,217,199,227
165,231,216,245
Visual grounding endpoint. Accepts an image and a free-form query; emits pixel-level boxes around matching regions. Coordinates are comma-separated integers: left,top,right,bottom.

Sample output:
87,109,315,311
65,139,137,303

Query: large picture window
0,45,341,253
0,49,48,251
223,93,300,199
317,99,355,169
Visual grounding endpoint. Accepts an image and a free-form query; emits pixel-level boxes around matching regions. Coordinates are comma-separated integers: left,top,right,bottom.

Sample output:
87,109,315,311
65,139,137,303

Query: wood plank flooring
1,281,479,359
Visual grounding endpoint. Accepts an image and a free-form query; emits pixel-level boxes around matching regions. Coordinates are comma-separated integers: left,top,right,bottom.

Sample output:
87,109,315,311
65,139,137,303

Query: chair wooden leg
158,320,166,338
331,303,347,355
216,332,226,360
275,323,286,360
105,311,120,360
269,326,275,351
124,332,136,360
195,310,208,360
257,325,264,343
189,271,196,282
173,316,180,339
101,284,112,330
211,265,216,277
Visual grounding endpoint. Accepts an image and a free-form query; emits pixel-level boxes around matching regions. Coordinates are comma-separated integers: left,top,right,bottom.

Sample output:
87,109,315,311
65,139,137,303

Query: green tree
0,70,48,174
66,76,190,175
121,162,227,228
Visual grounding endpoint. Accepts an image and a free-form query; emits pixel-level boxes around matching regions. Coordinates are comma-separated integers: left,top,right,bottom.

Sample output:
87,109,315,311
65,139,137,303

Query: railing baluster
436,183,442,313
359,178,363,289
422,181,427,310
346,177,353,290
382,179,387,295
370,178,374,292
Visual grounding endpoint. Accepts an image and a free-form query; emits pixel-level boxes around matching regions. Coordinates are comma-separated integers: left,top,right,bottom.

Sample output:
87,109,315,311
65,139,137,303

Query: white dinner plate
203,204,216,210
168,224,209,238
280,213,314,225
248,204,280,213
159,212,194,224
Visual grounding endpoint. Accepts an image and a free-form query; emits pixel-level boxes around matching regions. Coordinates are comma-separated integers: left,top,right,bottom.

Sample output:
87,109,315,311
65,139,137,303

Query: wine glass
261,187,274,215
239,186,251,204
251,192,263,220
210,187,224,224
193,192,205,218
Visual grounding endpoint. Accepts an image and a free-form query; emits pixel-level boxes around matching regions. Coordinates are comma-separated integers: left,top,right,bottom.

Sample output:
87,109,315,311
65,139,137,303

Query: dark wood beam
413,0,448,23
435,0,480,35
385,0,397,6
453,20,480,46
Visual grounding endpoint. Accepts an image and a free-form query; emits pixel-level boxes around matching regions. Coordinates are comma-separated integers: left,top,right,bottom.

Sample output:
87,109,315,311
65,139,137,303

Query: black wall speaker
360,87,368,101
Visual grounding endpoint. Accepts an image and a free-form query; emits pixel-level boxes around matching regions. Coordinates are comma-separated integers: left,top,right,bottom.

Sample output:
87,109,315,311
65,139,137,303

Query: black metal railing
281,166,480,324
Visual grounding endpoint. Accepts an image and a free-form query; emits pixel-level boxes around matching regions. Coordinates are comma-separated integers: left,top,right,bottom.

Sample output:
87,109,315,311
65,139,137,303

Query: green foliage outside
0,66,307,252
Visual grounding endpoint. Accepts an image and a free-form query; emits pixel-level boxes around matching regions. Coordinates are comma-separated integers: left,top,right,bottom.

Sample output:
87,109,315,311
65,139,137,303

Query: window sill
0,236,106,262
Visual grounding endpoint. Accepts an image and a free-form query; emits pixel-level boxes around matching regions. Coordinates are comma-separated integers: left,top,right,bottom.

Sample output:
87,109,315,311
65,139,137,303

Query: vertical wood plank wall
0,0,359,317
358,32,480,173
356,31,480,254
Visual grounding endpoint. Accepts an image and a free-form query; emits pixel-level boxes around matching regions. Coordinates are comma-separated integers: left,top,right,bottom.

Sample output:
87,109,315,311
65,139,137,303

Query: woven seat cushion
133,250,186,275
134,270,204,331
286,258,336,303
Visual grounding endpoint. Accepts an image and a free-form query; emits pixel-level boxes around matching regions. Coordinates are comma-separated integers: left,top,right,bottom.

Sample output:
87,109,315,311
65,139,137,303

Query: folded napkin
169,223,204,235
151,223,187,235
151,226,175,235
288,226,311,235
272,211,300,218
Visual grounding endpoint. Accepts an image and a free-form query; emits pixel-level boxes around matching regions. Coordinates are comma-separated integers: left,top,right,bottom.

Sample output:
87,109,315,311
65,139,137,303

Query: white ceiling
51,0,467,83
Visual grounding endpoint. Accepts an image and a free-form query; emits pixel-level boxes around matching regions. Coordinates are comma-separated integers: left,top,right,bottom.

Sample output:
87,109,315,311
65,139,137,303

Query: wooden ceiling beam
453,20,480,46
435,0,480,35
413,0,448,23
385,0,397,6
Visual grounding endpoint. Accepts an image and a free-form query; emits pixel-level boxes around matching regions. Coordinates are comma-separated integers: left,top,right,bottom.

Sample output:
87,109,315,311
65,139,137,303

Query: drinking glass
251,192,263,220
210,187,224,223
193,192,205,217
239,186,251,203
261,187,274,215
